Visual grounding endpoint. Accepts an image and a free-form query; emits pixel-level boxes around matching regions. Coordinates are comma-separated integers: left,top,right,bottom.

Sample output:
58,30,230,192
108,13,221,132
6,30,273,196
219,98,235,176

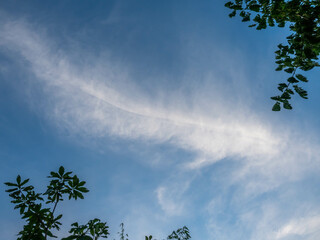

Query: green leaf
78,236,93,240
277,83,288,92
90,227,94,236
4,182,18,187
283,102,292,110
229,10,236,18
71,222,79,227
61,236,78,240
271,96,281,101
23,186,34,191
287,77,298,83
145,235,152,240
296,74,308,82
78,181,86,187
293,85,308,99
242,15,250,22
249,4,260,12
268,17,275,27
75,191,84,199
55,214,63,221
281,91,291,99
5,188,18,193
272,102,281,111
284,68,294,73
16,175,21,185
59,166,65,176
224,1,233,8
20,178,30,186
50,171,60,178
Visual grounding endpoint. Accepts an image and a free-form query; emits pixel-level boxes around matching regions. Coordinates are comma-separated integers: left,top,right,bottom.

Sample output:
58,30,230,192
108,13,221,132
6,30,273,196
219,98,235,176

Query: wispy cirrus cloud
0,19,284,166
276,215,320,239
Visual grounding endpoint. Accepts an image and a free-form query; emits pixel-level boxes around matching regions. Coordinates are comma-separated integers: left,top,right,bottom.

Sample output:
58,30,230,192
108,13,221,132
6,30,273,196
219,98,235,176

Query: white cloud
156,186,183,216
275,215,320,239
0,19,286,167
155,176,192,216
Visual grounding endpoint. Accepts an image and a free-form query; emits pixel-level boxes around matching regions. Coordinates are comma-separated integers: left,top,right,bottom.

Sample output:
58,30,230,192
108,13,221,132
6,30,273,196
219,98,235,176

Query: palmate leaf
4,166,92,240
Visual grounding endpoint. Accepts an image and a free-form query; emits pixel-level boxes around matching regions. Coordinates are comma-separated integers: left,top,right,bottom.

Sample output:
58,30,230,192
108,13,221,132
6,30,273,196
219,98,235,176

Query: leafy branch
225,0,320,110
5,166,89,240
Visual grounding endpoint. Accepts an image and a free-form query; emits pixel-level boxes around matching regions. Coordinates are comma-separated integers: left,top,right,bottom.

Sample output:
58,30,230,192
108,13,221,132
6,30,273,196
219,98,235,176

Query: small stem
284,67,298,92
44,196,59,240
52,197,59,215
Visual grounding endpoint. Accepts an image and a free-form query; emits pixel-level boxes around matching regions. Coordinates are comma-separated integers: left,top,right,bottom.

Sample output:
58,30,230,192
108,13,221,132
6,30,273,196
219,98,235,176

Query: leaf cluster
62,219,109,240
5,166,89,240
167,226,191,240
225,0,320,110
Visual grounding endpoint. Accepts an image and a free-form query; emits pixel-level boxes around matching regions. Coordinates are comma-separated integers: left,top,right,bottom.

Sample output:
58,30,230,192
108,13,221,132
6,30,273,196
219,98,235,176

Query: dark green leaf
229,10,236,18
5,188,18,193
59,166,65,176
284,68,294,73
16,175,21,185
78,236,93,240
249,4,260,12
271,96,281,101
61,236,78,240
4,182,18,187
287,77,298,83
272,102,281,111
281,92,291,99
20,178,29,186
296,74,308,82
224,2,233,8
283,102,293,110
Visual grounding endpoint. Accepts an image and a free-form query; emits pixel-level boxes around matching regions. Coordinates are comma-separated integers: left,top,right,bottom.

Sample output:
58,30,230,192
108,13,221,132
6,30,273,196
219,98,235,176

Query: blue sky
1,1,320,239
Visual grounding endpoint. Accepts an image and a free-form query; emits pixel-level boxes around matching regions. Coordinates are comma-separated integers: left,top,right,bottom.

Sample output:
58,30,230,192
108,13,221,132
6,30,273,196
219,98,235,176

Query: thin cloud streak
0,19,284,169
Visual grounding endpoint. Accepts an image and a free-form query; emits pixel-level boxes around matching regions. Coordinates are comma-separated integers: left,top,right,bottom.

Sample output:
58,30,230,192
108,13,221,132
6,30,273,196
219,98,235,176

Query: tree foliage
167,226,191,240
5,166,190,240
225,0,320,110
5,166,90,240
